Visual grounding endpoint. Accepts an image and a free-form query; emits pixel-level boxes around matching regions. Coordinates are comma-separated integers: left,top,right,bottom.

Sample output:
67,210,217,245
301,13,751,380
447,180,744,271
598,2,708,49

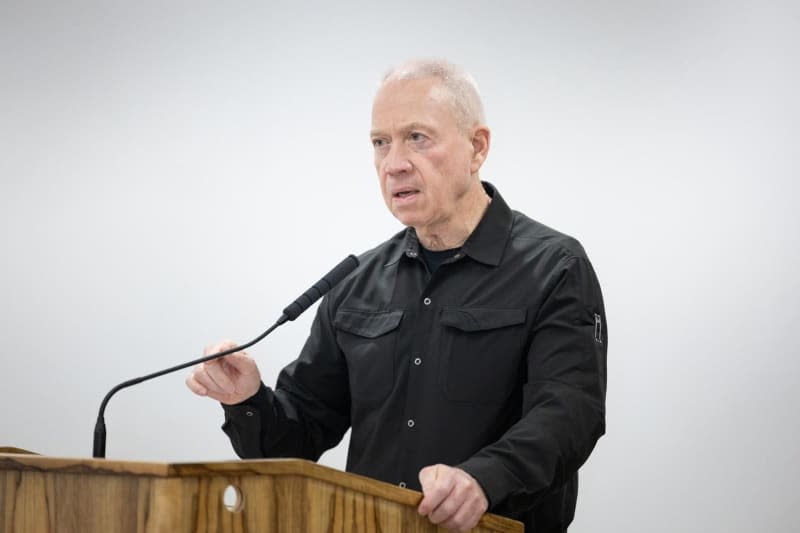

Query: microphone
280,254,360,322
92,254,359,459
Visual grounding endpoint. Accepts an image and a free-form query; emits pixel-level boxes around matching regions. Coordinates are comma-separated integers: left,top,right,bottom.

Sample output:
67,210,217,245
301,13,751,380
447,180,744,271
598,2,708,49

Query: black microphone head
282,254,359,321
324,254,360,288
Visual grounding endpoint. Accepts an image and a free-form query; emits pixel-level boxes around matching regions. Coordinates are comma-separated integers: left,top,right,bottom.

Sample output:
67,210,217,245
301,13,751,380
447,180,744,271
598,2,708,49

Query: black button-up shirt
222,182,607,531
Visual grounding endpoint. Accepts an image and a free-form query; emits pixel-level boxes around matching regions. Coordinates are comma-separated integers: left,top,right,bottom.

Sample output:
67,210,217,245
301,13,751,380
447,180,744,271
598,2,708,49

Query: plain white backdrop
1,2,798,531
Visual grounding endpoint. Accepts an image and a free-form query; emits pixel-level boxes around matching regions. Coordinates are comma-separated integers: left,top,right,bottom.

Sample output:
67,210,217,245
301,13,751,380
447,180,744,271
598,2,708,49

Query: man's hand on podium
186,340,262,405
418,464,489,532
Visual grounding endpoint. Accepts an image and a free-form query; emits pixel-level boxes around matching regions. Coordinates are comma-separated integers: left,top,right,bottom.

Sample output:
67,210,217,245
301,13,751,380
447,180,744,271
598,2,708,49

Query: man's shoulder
508,210,589,263
355,228,407,266
321,228,406,312
326,228,406,288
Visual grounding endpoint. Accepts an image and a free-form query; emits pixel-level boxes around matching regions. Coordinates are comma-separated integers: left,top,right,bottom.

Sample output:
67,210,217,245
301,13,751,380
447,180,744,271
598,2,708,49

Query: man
186,59,607,532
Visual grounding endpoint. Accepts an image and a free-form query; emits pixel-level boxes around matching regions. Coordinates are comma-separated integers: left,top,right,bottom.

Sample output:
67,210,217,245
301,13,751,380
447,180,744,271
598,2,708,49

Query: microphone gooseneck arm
92,254,359,459
92,320,282,458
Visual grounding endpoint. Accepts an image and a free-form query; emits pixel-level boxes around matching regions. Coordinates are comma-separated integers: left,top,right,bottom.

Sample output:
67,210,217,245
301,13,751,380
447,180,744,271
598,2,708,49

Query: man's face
370,78,478,231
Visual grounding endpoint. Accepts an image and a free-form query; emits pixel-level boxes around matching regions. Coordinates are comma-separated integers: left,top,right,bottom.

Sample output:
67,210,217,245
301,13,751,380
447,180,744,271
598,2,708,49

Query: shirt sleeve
457,256,608,514
220,295,352,461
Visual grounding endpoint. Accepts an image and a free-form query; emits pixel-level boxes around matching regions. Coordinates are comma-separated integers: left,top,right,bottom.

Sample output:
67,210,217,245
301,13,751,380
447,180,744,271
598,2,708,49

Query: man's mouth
393,189,419,198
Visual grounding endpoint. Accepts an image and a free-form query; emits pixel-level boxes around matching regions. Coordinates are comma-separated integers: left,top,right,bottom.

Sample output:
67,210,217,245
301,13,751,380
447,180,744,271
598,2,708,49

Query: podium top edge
0,447,37,455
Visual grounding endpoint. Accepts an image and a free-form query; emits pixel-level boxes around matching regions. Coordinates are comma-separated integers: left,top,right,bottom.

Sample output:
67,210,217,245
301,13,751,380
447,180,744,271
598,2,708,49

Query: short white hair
380,59,486,131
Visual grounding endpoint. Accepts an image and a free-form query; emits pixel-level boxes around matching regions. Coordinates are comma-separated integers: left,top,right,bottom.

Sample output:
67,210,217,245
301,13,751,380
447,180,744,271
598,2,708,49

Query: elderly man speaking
187,59,607,533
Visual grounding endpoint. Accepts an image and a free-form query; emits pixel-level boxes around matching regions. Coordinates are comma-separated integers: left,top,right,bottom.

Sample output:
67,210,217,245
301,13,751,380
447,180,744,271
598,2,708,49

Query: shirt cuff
457,455,518,511
220,382,271,458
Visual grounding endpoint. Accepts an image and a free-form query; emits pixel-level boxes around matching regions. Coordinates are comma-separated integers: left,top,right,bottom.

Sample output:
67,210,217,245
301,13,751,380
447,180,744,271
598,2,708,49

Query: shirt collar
385,181,513,267
459,181,513,266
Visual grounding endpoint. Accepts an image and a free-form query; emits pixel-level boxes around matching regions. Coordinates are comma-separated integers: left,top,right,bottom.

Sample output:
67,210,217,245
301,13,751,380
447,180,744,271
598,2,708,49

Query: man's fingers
191,362,229,397
427,488,463,524
190,364,238,403
418,464,454,516
222,351,257,375
418,464,438,490
189,340,262,404
198,340,246,394
440,497,483,532
185,373,208,396
418,465,488,531
205,358,236,393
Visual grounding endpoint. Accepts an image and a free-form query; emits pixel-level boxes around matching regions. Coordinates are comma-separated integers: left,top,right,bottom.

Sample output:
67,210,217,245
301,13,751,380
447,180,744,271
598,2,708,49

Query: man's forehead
371,78,456,129
374,78,448,107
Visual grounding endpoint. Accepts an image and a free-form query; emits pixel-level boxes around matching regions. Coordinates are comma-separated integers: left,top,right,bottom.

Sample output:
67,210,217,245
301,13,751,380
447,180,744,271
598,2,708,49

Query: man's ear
470,126,490,174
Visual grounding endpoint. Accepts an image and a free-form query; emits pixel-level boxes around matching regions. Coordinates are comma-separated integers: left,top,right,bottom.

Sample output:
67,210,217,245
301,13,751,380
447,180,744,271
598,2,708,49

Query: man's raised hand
185,340,261,405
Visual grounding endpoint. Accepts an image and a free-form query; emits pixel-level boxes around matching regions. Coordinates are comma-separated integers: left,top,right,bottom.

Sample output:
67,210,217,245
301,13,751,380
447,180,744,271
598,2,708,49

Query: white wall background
1,1,798,531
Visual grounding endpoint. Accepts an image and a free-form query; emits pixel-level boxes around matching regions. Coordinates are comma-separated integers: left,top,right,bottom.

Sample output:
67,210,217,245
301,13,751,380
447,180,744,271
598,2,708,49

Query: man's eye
409,132,426,142
372,138,387,148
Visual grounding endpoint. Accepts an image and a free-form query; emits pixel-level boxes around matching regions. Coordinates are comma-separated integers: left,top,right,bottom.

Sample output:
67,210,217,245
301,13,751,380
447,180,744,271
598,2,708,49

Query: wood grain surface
0,453,523,532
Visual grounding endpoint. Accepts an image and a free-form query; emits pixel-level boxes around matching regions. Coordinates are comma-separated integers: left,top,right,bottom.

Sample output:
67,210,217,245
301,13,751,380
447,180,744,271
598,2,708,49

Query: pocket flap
440,307,526,332
333,309,404,338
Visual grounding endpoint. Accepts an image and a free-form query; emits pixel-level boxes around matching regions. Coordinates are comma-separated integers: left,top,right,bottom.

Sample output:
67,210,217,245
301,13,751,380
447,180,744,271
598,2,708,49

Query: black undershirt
420,246,461,273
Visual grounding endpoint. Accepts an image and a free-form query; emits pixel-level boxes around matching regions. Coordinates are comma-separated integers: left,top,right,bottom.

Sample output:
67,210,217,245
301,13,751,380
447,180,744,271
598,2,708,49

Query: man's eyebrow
370,122,433,138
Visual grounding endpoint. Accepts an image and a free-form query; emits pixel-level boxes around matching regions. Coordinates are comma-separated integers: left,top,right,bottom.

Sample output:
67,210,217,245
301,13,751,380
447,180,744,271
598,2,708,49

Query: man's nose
382,143,413,175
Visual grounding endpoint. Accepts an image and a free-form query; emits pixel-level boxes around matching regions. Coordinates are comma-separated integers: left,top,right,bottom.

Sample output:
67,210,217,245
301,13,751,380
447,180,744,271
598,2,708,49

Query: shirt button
245,411,254,417
407,419,415,428
413,357,422,366
423,297,431,306
399,481,407,488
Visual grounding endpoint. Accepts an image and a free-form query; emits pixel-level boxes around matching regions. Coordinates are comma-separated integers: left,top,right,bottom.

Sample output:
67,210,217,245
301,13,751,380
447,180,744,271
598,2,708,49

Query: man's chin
392,212,425,229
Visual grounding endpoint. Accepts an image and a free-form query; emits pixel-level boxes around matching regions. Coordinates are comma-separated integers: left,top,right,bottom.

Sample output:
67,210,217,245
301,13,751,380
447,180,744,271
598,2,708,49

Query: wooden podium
0,449,522,532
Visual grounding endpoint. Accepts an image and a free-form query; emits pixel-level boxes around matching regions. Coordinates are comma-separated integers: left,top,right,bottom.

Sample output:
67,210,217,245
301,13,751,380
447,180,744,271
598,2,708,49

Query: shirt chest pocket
333,309,404,407
439,307,527,404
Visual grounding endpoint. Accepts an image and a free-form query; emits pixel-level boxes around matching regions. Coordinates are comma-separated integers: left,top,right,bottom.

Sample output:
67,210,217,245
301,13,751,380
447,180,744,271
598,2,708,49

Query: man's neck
415,183,491,251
